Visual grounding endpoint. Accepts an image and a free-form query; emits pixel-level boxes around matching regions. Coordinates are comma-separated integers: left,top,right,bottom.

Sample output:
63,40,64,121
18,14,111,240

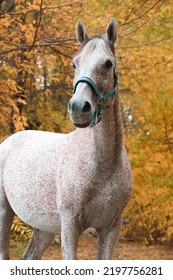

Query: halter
72,69,118,127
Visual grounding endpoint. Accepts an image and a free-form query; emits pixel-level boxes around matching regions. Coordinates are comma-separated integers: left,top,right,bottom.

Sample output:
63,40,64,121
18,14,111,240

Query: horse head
68,19,118,128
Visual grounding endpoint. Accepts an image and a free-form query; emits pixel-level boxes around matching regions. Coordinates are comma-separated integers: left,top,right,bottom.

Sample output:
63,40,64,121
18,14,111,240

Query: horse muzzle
68,98,93,128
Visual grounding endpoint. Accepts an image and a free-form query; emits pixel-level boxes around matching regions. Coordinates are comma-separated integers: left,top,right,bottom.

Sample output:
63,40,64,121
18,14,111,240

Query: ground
10,234,173,260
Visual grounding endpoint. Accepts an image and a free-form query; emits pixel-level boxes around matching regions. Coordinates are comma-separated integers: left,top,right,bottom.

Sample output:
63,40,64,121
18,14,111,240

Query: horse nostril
81,101,91,113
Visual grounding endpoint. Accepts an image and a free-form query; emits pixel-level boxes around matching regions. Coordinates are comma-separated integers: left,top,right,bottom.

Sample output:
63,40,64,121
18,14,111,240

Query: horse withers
0,19,132,260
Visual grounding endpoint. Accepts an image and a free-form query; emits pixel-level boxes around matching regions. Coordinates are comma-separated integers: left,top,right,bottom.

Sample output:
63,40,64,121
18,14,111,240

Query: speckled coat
0,19,132,260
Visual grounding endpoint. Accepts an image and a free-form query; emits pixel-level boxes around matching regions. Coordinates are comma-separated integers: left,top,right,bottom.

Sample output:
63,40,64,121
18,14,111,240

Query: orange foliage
0,0,173,244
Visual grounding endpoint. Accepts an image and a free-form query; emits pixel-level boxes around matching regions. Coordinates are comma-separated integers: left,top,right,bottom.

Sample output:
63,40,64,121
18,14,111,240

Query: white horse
0,19,132,260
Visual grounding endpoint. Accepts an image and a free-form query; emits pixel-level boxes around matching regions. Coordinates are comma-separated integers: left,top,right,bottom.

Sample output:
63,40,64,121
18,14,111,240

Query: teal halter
72,69,118,127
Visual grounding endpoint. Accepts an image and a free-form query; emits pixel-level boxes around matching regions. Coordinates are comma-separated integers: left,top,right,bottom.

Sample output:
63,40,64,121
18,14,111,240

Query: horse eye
71,62,76,69
105,60,113,68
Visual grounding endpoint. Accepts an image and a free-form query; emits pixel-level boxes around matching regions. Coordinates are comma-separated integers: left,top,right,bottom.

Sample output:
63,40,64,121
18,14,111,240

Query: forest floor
10,233,173,260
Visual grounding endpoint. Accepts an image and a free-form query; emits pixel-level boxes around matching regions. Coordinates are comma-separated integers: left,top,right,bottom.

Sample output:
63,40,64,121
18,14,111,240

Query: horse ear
76,20,89,45
106,18,117,45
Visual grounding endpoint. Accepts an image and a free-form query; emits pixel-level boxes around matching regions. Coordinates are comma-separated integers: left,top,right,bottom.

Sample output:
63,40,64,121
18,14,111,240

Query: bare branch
119,0,165,27
0,0,84,16
1,38,27,49
28,0,43,51
0,8,36,16
50,46,72,59
44,0,84,10
120,0,166,37
0,47,24,56
117,36,173,49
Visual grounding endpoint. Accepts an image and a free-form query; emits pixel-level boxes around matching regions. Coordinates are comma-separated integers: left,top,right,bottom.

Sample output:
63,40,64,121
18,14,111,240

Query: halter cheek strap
72,69,118,127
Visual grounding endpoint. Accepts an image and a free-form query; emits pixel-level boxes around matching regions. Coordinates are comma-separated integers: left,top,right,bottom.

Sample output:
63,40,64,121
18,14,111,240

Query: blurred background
0,0,173,253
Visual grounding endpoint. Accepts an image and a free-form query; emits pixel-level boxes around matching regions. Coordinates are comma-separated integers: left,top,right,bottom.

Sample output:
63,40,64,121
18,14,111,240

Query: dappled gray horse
0,19,132,260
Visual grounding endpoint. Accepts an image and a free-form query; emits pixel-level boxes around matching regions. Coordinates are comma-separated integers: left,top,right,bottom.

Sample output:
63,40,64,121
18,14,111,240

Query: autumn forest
0,0,173,245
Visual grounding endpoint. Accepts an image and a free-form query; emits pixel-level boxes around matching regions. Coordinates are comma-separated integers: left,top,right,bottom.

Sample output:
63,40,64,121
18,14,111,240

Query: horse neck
76,92,124,166
95,93,123,161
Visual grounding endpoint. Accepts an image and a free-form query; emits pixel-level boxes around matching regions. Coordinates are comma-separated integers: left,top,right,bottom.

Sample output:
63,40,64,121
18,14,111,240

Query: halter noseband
72,69,118,127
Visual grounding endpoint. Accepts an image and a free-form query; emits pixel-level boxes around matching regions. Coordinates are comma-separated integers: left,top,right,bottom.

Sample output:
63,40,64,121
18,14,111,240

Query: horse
0,19,132,260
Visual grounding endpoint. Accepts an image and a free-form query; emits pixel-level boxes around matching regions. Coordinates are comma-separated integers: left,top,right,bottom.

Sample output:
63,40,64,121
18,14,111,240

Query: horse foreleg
21,229,55,260
0,198,14,259
97,216,122,260
61,217,81,260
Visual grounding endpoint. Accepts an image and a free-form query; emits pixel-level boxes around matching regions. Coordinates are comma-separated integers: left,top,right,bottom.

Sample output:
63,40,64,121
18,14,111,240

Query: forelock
74,36,115,59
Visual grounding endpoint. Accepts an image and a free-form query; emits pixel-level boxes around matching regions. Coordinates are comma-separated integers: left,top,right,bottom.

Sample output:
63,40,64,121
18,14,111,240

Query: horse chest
57,154,126,229
81,191,118,229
